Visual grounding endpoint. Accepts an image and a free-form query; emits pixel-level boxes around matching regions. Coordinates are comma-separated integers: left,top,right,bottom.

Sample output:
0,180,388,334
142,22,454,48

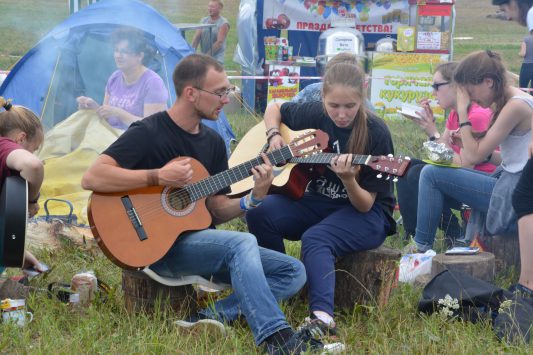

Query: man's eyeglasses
431,81,449,91
194,86,236,99
114,48,135,56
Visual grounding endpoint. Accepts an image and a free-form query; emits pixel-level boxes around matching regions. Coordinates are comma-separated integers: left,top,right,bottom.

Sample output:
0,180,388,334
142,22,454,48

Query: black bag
418,270,506,323
493,297,533,344
418,270,533,344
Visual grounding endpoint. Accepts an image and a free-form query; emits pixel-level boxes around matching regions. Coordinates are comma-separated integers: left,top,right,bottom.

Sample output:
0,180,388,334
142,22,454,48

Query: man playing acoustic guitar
82,54,342,354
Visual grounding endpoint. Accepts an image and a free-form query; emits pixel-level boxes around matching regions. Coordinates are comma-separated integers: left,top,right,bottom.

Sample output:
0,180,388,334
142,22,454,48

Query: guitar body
0,176,27,267
271,163,325,200
88,158,212,269
228,122,323,199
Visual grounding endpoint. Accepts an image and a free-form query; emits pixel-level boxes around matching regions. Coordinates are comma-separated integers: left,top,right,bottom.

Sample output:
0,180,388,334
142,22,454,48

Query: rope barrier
227,75,433,84
228,75,533,92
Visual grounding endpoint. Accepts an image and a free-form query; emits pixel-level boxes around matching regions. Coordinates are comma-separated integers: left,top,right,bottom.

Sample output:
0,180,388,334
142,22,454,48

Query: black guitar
0,176,27,267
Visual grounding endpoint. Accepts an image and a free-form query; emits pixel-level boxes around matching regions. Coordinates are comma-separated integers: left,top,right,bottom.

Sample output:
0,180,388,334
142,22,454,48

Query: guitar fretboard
182,145,294,202
289,153,370,166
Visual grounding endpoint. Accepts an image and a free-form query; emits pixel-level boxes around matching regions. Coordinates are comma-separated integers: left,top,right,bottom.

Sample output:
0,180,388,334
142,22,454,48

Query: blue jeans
150,229,306,345
246,194,388,317
415,165,495,252
396,159,463,240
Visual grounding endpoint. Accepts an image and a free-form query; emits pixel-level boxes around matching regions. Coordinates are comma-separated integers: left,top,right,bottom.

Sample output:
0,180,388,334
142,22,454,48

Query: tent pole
40,52,62,124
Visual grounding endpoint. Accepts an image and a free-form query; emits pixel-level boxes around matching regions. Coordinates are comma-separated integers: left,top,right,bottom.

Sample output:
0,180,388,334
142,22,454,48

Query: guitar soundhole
161,187,195,217
168,189,192,210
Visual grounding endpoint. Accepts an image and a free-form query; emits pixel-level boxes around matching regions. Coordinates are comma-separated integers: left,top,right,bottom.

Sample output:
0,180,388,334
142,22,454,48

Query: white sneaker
174,313,226,336
322,342,346,354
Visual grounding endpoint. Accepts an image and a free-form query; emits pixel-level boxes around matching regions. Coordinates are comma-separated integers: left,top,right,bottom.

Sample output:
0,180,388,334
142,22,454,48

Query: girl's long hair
454,50,507,122
322,62,368,154
435,61,458,82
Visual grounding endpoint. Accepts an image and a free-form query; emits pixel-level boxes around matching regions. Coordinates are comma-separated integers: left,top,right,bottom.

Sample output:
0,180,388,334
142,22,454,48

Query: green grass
2,0,533,353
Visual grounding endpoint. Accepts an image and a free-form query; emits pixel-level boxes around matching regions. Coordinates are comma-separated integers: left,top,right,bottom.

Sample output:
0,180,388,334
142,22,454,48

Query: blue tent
0,0,235,152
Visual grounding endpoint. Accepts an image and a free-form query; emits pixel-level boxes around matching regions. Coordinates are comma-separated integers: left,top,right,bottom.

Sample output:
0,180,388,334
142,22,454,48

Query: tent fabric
0,0,235,149
38,110,121,225
35,110,120,225
0,0,236,226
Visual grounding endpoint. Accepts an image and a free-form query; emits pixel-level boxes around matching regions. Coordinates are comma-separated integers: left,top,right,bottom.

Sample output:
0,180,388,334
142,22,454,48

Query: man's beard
194,102,219,121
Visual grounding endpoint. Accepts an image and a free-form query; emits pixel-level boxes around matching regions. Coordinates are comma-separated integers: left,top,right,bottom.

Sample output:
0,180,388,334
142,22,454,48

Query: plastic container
70,271,98,307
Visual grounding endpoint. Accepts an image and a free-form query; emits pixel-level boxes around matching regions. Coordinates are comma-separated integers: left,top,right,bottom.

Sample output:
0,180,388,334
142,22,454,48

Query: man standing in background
192,0,230,66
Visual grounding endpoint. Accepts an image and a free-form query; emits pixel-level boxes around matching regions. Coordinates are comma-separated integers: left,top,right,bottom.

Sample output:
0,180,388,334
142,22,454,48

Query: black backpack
418,270,533,344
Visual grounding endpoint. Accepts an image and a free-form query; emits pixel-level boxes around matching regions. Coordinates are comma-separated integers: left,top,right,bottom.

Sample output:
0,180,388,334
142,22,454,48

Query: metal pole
209,26,213,56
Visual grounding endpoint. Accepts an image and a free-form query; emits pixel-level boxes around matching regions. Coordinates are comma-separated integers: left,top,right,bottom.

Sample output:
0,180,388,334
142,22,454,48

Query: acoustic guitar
88,130,328,269
228,122,411,199
0,176,27,267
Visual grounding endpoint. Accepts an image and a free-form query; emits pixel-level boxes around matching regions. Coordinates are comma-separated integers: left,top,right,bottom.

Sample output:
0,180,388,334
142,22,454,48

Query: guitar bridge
121,196,148,241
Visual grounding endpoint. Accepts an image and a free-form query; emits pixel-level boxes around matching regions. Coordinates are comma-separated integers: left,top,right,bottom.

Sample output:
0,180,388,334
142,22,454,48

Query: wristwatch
429,132,441,141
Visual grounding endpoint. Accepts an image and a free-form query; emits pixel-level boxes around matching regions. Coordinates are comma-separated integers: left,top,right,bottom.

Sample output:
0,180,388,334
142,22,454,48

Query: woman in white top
413,50,532,253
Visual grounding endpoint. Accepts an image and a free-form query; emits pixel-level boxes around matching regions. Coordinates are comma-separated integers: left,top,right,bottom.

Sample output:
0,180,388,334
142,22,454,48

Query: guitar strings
123,137,323,220
130,146,293,218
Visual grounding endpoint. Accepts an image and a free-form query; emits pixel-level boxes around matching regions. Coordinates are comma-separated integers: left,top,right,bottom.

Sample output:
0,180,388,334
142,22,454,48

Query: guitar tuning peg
385,175,390,180
387,154,393,158
393,177,398,182
405,156,411,160
377,173,383,179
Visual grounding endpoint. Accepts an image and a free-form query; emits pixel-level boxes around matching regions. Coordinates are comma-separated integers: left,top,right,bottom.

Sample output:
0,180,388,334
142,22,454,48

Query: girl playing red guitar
247,62,396,339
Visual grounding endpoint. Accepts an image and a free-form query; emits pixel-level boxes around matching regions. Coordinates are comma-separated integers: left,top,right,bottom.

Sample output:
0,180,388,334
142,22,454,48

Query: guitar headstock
366,155,411,180
289,130,329,158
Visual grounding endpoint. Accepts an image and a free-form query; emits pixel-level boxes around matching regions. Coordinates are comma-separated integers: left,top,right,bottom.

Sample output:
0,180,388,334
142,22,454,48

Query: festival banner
267,65,301,103
262,0,410,34
369,52,449,120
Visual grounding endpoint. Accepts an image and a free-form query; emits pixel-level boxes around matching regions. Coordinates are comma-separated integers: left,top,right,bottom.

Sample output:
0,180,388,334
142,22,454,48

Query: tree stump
431,252,495,282
480,234,520,273
122,270,197,315
334,245,401,309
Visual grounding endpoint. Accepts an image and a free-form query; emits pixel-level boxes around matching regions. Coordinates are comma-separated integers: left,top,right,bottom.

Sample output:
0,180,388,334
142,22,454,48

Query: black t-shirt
103,111,230,195
280,101,396,234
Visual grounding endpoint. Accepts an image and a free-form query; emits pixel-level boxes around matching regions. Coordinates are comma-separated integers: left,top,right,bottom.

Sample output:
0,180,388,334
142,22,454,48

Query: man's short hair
528,6,533,31
492,0,509,5
172,54,224,96
209,0,224,8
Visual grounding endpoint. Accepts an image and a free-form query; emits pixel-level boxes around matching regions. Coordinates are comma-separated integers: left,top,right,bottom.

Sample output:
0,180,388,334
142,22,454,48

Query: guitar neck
289,153,370,166
185,145,294,201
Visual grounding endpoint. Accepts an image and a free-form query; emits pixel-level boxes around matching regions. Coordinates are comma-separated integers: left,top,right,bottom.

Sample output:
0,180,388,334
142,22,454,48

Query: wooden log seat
122,269,197,315
479,234,520,274
334,245,401,309
431,251,496,283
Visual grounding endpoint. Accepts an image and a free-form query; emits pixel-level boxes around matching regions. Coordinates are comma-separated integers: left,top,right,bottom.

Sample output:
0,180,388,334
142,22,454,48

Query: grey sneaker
174,313,226,336
264,329,345,355
297,315,339,341
402,239,420,255
264,330,321,355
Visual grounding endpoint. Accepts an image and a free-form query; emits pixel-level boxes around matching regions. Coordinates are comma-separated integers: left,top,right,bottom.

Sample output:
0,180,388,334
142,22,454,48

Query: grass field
1,1,533,354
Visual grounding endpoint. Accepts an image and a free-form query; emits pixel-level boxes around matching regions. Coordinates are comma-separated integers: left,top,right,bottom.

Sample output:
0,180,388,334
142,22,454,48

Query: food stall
233,0,455,114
